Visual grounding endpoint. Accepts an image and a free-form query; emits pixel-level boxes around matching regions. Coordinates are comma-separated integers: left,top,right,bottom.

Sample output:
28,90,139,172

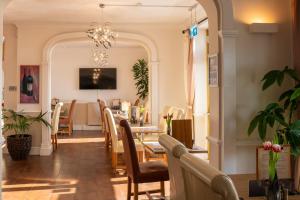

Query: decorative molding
236,139,261,146
218,30,239,38
207,136,222,145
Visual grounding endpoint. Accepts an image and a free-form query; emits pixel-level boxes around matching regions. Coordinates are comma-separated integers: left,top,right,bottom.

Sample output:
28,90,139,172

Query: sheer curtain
193,29,208,149
184,36,195,119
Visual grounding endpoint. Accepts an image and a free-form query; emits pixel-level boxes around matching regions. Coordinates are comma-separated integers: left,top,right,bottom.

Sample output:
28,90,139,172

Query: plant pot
7,134,32,161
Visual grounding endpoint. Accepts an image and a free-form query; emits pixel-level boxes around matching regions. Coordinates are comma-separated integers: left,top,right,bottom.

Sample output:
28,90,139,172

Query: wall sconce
249,23,279,34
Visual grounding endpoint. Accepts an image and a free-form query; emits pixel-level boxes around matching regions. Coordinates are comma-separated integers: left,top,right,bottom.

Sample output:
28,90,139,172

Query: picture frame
208,54,219,87
20,65,40,104
256,145,291,180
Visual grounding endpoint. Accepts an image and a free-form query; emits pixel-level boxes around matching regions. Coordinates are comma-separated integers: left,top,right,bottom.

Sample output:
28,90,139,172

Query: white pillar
40,58,52,155
150,61,159,125
219,30,238,173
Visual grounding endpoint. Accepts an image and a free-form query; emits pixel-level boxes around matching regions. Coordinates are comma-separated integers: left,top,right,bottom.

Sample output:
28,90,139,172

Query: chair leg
127,177,132,200
160,181,165,197
67,122,72,136
137,151,143,163
112,152,117,172
55,134,58,149
51,135,55,150
134,183,138,200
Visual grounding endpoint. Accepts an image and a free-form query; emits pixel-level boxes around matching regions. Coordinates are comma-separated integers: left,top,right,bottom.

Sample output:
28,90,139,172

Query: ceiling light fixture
87,3,117,49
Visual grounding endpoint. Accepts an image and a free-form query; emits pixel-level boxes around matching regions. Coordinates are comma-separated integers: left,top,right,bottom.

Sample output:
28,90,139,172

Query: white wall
51,42,147,103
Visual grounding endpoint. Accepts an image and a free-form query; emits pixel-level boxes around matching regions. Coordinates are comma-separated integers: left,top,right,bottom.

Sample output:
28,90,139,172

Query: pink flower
263,141,272,150
272,144,283,153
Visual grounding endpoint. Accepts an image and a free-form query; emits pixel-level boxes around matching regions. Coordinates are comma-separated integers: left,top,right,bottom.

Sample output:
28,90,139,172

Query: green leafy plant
248,66,300,155
3,109,51,137
132,59,149,100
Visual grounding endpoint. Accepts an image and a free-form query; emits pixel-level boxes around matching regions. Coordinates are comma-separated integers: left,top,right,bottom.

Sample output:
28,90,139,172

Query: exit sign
190,25,198,38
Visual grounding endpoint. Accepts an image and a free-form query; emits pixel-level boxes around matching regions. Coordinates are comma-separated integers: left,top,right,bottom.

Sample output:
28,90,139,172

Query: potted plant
3,109,51,160
248,66,300,197
132,59,149,101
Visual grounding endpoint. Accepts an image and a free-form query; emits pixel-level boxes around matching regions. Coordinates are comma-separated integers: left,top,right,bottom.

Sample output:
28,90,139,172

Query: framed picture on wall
20,65,40,104
208,54,219,87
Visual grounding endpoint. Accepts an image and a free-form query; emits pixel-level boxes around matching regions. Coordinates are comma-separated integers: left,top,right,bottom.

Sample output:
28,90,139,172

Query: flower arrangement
163,113,173,135
262,135,284,199
262,140,283,182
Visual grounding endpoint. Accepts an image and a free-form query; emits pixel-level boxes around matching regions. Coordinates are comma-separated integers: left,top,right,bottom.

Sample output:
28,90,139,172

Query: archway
40,31,159,156
1,0,237,172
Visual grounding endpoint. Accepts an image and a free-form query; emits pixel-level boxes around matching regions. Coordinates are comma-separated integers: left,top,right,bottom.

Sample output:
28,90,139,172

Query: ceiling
4,0,207,24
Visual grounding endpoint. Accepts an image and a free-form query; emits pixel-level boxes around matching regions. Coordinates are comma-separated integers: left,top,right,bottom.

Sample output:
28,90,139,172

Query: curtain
292,0,300,192
184,36,195,119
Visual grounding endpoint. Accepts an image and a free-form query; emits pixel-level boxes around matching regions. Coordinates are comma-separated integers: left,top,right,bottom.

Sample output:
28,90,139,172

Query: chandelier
87,4,117,49
92,45,108,67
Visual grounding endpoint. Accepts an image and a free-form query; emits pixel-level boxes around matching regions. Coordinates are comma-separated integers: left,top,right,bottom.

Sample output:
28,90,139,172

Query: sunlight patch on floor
58,137,104,144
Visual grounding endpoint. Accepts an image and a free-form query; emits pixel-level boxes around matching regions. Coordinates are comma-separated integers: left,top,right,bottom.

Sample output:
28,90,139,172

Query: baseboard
39,144,52,156
73,124,102,131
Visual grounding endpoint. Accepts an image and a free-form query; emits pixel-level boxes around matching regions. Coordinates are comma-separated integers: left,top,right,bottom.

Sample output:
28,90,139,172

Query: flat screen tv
79,68,117,90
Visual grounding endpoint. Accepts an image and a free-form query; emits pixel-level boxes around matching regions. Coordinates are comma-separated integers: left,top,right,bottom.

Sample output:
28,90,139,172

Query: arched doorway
1,0,237,172
39,31,159,156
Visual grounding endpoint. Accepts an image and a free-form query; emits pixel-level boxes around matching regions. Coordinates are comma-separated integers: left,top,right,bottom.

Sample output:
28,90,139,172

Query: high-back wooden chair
52,102,63,150
119,120,169,200
104,108,143,172
98,99,111,148
59,99,76,136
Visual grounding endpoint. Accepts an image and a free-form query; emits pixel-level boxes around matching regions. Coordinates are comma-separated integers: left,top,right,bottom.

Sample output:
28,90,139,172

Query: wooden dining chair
59,99,76,136
119,120,169,200
98,99,111,149
52,102,63,150
105,108,144,172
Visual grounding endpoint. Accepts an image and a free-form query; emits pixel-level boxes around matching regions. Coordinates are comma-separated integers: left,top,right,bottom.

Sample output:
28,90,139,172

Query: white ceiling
4,0,207,24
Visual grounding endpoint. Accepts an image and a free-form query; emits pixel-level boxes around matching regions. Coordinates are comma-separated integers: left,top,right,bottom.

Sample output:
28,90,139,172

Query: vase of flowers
164,113,173,135
262,139,283,200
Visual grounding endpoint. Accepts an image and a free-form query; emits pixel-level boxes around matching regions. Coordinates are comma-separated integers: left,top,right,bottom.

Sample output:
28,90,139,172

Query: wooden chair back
52,102,63,135
119,120,141,181
104,108,119,152
68,99,77,121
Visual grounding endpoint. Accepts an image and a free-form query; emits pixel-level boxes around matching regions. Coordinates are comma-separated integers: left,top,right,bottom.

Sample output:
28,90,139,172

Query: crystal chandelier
92,45,108,67
87,4,117,49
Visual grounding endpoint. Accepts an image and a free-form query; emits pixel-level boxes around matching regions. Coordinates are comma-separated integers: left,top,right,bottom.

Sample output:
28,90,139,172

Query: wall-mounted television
79,68,117,90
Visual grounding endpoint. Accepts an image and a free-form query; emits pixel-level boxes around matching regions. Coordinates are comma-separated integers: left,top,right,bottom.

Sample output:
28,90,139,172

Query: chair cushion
136,160,169,183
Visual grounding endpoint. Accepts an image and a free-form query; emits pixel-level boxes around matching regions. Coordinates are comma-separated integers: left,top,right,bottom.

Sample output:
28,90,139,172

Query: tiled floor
2,131,165,200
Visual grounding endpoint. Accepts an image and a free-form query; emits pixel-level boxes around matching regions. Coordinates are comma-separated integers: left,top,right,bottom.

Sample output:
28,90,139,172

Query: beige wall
3,24,17,110
51,43,147,103
231,0,293,173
